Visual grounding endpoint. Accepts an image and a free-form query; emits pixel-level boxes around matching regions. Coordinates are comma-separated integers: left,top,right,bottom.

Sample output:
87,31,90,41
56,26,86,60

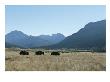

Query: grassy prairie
5,48,106,71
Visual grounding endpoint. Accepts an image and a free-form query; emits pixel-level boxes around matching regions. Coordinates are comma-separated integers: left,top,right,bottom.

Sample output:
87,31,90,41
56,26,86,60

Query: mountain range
5,31,65,48
5,20,106,50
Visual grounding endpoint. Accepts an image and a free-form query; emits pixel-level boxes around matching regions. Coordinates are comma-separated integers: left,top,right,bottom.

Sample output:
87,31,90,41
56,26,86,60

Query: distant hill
45,20,106,50
5,42,23,48
5,30,65,48
38,33,65,44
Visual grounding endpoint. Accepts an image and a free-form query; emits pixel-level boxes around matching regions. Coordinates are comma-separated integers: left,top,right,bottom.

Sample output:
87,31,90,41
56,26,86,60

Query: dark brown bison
51,52,60,56
35,51,44,55
19,50,29,55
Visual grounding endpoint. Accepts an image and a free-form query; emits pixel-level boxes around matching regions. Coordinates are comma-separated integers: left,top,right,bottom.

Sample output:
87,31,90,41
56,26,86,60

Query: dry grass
5,48,106,71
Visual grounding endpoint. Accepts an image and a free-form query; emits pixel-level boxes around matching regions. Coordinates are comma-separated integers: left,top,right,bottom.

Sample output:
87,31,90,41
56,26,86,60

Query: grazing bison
19,50,29,55
51,52,60,56
35,51,44,55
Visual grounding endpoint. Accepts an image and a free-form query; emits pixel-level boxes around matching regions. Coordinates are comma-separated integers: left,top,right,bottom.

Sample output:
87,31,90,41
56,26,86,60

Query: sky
5,5,106,36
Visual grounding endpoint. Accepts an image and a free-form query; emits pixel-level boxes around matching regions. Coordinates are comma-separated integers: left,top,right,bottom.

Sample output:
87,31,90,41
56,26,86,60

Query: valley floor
5,48,106,71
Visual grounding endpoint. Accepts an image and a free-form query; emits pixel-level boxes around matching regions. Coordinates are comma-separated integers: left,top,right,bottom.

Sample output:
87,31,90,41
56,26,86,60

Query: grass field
5,48,106,71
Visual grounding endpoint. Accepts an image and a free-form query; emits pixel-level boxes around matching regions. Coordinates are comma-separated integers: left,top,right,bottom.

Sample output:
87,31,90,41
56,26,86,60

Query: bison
19,50,29,55
51,52,60,56
35,51,44,55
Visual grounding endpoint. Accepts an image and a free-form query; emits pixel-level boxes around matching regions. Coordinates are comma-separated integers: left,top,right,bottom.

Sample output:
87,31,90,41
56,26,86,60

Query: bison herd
19,50,60,56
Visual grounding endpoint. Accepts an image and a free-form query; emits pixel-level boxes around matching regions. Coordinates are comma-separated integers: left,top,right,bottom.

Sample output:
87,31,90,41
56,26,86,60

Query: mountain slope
46,20,106,49
5,42,23,48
